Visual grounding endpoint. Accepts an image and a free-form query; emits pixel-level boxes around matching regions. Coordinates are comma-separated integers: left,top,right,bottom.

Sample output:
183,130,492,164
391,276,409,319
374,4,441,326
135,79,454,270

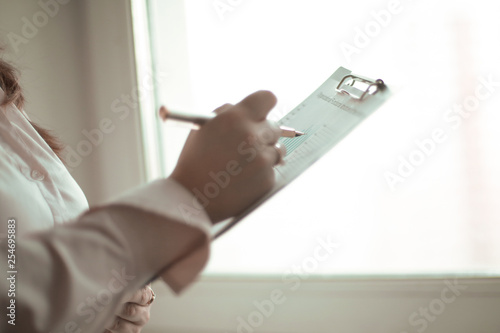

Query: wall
0,0,145,205
145,277,500,333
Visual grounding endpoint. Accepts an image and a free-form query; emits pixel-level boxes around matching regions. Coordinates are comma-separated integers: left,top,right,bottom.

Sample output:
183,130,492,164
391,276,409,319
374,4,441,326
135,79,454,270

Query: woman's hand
171,90,286,223
104,284,155,333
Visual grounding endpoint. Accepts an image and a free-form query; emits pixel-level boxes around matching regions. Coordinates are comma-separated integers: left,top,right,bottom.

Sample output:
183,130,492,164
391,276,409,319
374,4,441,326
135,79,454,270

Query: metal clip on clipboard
336,74,385,100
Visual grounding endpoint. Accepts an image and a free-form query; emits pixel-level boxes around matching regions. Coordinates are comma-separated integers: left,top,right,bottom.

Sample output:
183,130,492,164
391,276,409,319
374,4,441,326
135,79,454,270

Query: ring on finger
146,287,156,305
273,142,286,166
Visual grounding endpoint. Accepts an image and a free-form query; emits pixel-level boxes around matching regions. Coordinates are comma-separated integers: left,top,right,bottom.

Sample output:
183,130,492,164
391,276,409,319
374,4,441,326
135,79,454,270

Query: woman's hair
0,54,64,158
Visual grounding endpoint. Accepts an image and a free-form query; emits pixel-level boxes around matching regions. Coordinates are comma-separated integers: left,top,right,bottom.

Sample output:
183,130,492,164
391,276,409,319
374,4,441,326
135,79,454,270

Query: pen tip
295,131,305,137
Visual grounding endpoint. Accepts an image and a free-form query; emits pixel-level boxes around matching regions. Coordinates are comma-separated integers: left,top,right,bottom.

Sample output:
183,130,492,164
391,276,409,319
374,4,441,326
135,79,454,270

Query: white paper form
213,67,390,238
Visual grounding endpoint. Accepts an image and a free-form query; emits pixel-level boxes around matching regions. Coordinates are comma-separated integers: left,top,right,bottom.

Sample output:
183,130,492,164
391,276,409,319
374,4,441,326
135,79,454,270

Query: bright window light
141,0,500,276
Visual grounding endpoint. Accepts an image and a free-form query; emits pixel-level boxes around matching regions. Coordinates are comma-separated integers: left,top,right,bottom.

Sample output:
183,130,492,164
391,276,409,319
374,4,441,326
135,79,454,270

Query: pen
159,106,305,138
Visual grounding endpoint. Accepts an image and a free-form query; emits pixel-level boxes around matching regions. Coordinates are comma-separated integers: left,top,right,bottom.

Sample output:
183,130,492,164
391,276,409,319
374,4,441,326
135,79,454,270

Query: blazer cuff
112,177,212,293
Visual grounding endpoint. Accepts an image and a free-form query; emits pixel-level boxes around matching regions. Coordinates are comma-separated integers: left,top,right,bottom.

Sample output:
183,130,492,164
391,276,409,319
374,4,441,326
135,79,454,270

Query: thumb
237,90,277,121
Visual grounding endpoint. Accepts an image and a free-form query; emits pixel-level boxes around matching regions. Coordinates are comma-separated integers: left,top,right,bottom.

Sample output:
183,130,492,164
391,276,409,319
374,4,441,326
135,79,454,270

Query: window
134,0,500,276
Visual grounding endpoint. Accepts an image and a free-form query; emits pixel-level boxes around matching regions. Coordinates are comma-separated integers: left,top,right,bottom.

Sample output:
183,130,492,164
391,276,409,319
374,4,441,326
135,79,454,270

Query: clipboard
213,66,390,238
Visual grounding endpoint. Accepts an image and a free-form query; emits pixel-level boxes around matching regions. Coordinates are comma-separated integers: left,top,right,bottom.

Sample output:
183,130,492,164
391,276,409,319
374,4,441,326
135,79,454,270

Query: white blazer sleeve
0,178,212,333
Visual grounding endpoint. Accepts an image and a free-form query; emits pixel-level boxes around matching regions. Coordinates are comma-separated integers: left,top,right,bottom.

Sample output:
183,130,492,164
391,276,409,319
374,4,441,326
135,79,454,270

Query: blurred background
1,0,499,332
147,0,500,277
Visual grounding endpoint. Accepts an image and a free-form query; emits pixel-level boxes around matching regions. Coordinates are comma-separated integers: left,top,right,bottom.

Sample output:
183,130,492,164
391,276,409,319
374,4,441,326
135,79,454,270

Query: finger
213,103,233,115
243,157,277,197
125,285,154,306
118,303,151,325
106,317,142,333
254,144,286,168
256,120,281,145
273,142,287,165
237,90,277,121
